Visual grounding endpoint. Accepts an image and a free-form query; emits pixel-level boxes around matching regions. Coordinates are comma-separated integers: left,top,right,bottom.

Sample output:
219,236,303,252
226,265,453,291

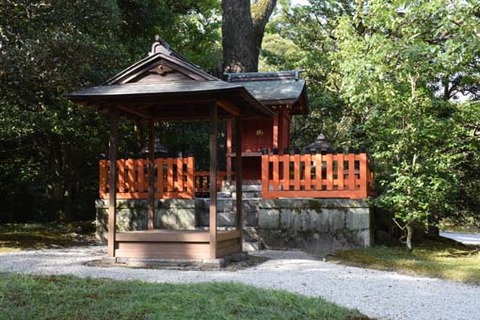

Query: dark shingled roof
68,81,245,98
241,80,306,105
224,71,309,115
67,40,307,120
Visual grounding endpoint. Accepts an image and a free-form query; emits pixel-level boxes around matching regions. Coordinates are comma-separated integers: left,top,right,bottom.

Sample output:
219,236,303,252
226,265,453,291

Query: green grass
0,273,368,320
331,243,480,284
0,223,95,252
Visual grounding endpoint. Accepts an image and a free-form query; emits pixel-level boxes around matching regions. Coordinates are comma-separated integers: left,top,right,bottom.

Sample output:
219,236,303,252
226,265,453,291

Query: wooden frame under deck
114,230,242,259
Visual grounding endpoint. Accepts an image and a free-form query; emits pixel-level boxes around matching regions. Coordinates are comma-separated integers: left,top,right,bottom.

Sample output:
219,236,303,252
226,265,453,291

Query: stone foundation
96,198,371,251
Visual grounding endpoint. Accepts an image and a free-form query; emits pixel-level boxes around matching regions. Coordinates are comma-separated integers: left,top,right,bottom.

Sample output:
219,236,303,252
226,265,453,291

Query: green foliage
116,0,222,72
331,0,480,231
262,0,480,241
0,274,365,319
0,0,124,221
0,0,223,222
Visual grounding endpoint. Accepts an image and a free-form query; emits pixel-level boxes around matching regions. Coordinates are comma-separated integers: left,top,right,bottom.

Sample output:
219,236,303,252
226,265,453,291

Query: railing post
282,154,290,192
358,153,368,198
187,156,195,198
107,111,118,257
337,154,345,190
261,154,269,198
125,159,134,193
99,160,108,198
155,158,163,198
147,119,155,230
209,104,218,259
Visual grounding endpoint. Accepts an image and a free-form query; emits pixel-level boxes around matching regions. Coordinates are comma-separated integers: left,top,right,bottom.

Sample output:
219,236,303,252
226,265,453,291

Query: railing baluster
304,154,311,191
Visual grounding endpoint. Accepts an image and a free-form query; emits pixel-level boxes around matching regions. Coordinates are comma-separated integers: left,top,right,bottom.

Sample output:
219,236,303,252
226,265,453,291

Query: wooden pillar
107,112,118,257
209,104,218,259
147,119,155,230
235,117,243,242
226,119,232,183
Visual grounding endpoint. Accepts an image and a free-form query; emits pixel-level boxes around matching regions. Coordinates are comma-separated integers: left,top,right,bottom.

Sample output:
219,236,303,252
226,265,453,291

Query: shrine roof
225,71,309,115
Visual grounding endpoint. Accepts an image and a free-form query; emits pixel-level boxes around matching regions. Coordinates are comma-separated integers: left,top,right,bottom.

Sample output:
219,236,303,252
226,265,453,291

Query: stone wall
96,198,371,250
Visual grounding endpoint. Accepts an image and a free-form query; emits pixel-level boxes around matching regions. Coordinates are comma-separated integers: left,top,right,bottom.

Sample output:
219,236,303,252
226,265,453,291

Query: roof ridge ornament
149,35,171,56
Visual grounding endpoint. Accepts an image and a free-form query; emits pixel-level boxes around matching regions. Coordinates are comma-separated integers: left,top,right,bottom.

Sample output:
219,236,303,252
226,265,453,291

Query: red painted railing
194,171,231,194
261,152,373,199
99,157,195,199
99,153,373,200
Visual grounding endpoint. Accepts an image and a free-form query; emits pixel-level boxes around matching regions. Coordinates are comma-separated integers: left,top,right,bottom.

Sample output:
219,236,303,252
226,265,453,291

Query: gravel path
0,245,479,320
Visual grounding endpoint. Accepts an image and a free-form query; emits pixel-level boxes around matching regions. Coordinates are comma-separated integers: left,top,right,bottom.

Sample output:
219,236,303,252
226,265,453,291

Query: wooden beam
117,104,150,119
147,119,155,230
108,112,118,257
209,104,218,259
235,117,243,245
217,99,240,117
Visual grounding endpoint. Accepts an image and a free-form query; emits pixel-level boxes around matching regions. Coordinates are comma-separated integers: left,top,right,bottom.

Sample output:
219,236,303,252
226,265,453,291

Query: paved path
0,246,479,320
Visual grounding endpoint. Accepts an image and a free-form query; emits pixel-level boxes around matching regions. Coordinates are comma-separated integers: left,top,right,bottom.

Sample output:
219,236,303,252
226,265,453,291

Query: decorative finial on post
149,35,171,56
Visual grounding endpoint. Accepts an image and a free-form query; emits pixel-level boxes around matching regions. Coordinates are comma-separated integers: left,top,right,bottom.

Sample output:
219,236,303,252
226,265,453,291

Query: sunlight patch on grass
331,244,480,284
0,223,95,251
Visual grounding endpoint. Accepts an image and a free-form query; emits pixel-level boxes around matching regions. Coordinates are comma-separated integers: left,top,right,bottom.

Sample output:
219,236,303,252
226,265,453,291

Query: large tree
222,0,277,72
263,0,480,248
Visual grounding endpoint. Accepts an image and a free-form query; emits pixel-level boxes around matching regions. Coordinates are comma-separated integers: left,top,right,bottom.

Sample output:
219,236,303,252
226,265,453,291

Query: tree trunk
406,224,413,251
251,0,277,68
222,0,277,72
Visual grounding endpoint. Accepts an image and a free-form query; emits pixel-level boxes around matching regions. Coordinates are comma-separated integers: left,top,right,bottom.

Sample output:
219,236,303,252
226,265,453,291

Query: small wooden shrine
224,71,309,181
67,37,274,260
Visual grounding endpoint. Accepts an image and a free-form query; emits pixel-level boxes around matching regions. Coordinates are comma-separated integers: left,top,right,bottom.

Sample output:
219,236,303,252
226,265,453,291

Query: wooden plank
155,158,164,196
272,154,279,191
216,243,242,258
117,159,125,193
217,238,241,249
314,154,322,190
346,154,355,191
358,153,368,198
115,242,210,259
337,154,345,190
108,112,118,257
325,153,333,190
293,154,301,191
261,189,367,199
137,159,146,193
261,154,270,199
125,159,135,192
99,160,108,198
186,156,195,198
217,99,240,117
176,157,183,192
304,154,312,191
217,229,241,242
282,154,290,191
116,230,210,242
116,192,149,199
167,158,174,192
